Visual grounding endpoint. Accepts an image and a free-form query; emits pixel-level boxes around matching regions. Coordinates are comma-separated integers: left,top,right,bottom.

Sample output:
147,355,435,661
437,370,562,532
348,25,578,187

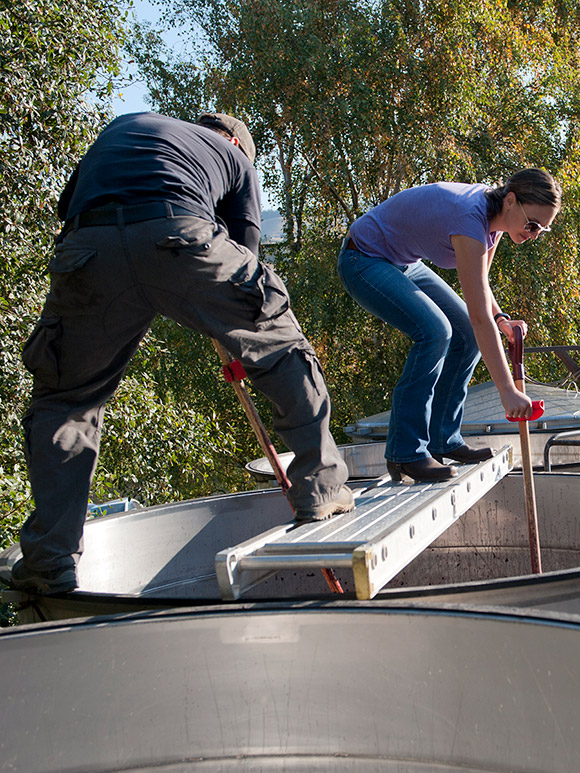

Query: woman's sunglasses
518,200,551,238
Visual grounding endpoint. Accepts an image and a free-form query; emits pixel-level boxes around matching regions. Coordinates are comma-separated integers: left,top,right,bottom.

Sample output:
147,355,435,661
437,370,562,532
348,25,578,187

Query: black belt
345,237,357,250
63,202,197,233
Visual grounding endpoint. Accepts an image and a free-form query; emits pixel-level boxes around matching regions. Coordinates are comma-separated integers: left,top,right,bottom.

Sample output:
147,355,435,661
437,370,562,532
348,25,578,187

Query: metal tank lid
344,381,580,440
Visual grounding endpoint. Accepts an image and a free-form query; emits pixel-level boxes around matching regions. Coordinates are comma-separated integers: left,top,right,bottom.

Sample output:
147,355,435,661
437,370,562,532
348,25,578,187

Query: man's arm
227,218,260,255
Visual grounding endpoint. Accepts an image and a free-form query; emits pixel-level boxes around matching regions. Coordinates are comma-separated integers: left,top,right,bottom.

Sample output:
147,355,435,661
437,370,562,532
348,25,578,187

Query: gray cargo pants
20,204,348,571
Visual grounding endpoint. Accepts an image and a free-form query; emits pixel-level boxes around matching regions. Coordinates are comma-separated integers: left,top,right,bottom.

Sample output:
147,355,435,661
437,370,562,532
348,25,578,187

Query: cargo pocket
230,262,290,324
22,316,62,387
48,247,96,273
299,347,324,397
156,224,215,257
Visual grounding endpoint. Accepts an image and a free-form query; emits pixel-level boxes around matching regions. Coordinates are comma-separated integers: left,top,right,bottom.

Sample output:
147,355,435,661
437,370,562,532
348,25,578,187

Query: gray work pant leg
19,212,348,570
19,223,156,571
137,217,349,510
21,404,106,570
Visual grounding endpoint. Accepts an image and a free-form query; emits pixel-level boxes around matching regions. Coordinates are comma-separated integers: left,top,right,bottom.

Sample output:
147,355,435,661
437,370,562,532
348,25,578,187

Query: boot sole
11,570,78,595
295,500,355,523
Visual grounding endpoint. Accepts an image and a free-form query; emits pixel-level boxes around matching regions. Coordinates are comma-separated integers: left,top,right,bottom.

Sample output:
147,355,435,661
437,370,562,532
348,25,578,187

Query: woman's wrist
498,381,519,400
494,312,511,324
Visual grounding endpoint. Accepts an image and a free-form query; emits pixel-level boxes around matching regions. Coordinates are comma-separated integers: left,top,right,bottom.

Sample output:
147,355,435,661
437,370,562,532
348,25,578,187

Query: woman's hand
498,318,527,344
501,386,532,419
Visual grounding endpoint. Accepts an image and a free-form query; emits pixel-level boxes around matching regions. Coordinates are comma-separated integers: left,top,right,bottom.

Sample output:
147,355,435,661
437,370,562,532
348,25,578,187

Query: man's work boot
10,558,78,595
294,485,355,523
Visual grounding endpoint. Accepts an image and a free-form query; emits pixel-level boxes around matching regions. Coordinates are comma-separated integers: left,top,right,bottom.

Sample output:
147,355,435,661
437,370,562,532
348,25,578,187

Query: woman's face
503,192,559,244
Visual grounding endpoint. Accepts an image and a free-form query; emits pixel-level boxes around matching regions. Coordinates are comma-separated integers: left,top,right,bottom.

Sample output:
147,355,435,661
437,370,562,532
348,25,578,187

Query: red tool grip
222,360,247,382
506,399,544,422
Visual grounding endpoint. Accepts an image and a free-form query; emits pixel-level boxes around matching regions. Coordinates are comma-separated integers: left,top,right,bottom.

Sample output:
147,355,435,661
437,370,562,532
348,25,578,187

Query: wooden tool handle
508,326,542,574
212,339,344,593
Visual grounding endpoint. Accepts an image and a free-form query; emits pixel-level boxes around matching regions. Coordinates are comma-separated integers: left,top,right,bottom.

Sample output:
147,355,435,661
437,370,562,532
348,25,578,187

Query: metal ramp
216,445,513,600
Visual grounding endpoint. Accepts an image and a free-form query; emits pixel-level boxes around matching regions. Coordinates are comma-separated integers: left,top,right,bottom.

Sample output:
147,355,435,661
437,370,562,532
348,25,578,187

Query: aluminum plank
216,445,513,600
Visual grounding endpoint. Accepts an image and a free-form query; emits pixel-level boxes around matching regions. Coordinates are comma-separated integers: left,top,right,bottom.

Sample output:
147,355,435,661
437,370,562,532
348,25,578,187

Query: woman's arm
451,234,531,418
486,237,528,345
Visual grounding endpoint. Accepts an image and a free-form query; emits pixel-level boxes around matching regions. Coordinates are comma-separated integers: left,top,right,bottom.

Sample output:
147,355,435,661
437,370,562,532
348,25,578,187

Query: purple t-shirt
349,182,499,268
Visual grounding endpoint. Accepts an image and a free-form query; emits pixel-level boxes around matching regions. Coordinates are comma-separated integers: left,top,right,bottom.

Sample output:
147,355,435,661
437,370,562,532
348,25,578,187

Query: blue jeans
337,245,480,463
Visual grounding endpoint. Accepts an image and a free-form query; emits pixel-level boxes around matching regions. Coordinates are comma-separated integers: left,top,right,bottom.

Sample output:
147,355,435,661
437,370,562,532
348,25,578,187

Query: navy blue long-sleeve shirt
58,112,261,254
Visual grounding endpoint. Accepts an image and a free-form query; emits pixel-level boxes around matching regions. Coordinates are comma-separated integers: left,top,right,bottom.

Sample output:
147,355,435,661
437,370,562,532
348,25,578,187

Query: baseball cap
197,112,256,164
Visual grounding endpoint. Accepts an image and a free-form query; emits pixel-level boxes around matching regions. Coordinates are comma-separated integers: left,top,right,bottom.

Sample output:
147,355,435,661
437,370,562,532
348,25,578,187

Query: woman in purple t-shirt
338,168,561,482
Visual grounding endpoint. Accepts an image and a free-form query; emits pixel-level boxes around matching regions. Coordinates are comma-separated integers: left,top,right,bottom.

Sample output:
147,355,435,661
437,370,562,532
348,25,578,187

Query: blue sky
112,0,171,116
112,0,277,211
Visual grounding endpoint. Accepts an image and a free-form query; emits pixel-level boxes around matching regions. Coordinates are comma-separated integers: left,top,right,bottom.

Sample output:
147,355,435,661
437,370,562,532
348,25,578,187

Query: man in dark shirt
11,112,352,595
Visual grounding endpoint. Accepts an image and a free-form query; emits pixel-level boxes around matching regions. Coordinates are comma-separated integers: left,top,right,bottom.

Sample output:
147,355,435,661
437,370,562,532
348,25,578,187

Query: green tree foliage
93,372,241,503
136,0,580,227
133,0,580,436
0,0,260,555
0,0,281,565
119,318,263,497
0,0,131,549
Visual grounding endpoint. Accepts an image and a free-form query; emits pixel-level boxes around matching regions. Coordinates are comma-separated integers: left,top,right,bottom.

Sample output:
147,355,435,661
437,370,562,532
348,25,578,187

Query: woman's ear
504,190,516,209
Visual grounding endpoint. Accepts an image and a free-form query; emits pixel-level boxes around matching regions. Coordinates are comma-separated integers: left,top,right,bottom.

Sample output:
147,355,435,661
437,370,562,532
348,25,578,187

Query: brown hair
485,168,562,219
